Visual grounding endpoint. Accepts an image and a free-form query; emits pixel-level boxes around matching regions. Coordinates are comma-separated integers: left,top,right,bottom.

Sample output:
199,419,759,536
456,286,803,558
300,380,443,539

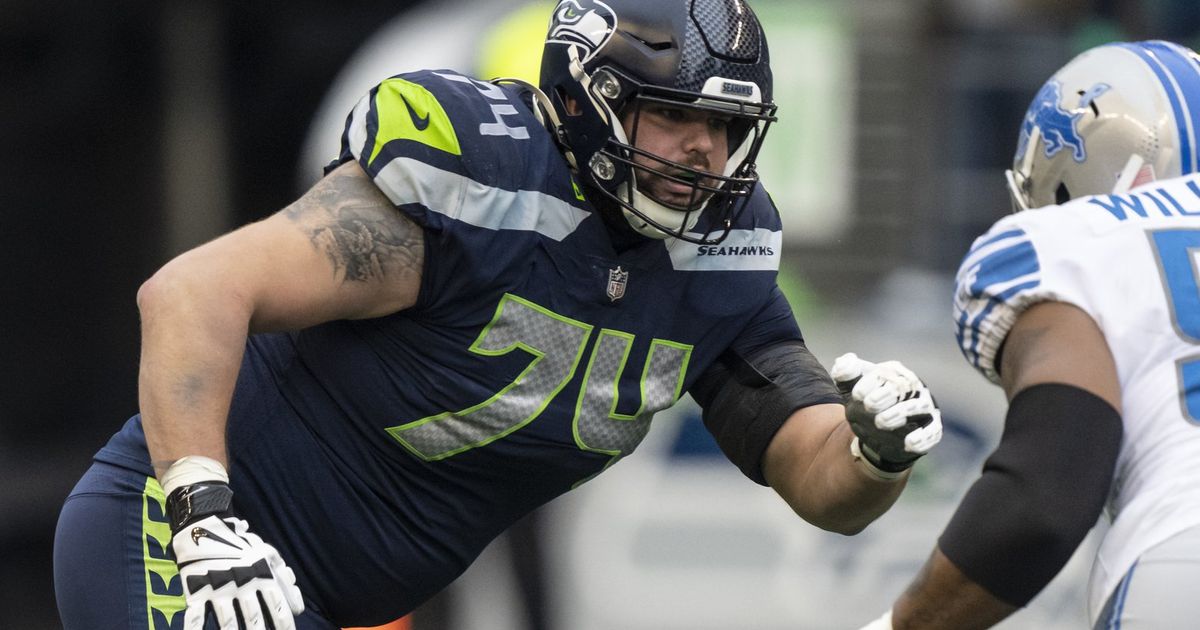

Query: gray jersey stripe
371,157,589,241
347,94,371,162
668,228,782,271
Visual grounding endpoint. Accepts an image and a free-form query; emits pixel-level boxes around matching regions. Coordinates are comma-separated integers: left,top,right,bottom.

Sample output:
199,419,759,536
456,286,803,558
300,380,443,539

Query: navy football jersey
96,69,823,625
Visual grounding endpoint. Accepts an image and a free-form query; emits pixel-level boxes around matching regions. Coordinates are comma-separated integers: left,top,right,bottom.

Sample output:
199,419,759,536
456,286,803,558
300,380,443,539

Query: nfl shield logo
606,266,628,302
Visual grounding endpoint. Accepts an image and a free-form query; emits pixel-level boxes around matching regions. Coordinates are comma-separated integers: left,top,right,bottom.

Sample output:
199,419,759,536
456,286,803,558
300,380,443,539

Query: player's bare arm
762,352,941,534
885,548,1014,630
138,160,423,474
763,403,909,534
280,160,424,314
997,302,1121,410
886,302,1121,630
696,341,941,536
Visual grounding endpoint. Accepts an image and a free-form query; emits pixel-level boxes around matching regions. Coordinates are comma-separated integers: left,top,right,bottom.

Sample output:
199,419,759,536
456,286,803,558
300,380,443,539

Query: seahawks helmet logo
547,0,617,63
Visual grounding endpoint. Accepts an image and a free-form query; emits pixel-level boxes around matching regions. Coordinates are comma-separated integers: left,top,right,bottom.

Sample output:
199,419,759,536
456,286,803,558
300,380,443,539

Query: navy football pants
54,461,337,630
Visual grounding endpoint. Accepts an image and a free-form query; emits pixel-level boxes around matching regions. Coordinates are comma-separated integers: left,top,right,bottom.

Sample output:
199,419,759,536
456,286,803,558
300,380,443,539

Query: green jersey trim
142,476,185,630
369,78,462,163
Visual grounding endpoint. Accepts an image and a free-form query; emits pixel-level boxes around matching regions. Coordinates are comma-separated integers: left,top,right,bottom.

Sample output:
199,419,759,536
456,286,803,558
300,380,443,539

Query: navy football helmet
538,0,776,243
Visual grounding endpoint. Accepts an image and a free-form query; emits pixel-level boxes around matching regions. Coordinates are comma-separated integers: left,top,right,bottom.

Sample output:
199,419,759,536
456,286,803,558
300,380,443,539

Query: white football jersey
953,172,1200,619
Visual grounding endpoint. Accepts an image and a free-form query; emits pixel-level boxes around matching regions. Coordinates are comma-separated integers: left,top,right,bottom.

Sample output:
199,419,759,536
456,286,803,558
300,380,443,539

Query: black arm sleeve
938,383,1123,606
689,340,843,485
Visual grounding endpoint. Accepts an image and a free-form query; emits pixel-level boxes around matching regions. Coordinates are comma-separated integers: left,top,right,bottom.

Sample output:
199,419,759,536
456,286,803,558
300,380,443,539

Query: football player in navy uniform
54,1,942,628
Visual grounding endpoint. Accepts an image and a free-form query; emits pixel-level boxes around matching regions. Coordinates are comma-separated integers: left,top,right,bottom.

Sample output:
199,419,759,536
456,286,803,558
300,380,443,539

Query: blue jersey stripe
1121,42,1200,174
967,228,1026,258
970,239,1040,293
1108,560,1139,629
1146,41,1200,175
956,235,1041,367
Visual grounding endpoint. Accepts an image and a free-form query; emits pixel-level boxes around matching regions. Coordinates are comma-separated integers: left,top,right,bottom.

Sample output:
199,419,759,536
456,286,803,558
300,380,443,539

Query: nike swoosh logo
190,526,242,550
399,92,430,131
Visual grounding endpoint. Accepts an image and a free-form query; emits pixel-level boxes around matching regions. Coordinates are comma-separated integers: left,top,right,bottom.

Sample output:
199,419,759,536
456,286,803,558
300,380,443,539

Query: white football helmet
1007,40,1200,211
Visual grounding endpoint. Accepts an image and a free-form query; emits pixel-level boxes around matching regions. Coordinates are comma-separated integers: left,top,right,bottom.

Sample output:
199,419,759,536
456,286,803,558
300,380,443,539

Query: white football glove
161,457,304,630
172,513,305,630
831,353,943,476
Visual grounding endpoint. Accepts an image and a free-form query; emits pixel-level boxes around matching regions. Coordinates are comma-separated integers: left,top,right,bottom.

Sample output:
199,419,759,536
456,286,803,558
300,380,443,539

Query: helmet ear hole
557,88,582,116
1055,182,1071,205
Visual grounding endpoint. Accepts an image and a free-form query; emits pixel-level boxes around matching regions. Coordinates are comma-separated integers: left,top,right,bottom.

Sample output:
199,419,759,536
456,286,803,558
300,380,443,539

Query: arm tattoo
283,165,424,283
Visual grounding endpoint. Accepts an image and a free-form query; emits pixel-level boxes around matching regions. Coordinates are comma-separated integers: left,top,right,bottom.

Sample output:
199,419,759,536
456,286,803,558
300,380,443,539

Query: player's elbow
137,265,170,320
137,253,252,324
778,484,891,536
1011,496,1092,558
940,484,1096,607
806,499,888,536
137,259,198,320
818,516,870,537
136,268,170,317
1022,458,1112,548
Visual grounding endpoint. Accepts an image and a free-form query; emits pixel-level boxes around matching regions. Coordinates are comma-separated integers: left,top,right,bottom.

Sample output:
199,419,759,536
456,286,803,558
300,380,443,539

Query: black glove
830,353,943,475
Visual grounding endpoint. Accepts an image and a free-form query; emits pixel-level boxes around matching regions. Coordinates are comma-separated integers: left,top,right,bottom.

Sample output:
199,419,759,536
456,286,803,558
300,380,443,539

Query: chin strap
1007,126,1041,212
1004,169,1030,213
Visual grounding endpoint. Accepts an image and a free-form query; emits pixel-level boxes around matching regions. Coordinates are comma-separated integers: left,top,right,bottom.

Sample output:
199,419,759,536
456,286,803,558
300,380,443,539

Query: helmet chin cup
621,191,704,240
621,208,668,239
592,148,703,239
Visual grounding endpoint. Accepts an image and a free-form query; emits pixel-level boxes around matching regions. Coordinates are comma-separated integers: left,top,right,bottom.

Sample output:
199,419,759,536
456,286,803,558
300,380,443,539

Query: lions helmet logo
547,0,617,64
1016,80,1087,163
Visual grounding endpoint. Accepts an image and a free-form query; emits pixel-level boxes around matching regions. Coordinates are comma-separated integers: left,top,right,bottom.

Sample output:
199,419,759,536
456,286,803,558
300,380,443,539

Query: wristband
161,456,234,533
159,455,229,496
166,482,235,533
851,437,906,481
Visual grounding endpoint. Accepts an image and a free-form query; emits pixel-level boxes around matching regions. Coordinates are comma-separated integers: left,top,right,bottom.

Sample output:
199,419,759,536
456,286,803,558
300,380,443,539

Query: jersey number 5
385,293,692,461
1150,228,1200,422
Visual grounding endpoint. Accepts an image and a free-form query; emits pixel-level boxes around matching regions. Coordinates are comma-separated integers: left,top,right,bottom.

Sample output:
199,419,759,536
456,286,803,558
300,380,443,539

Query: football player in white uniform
860,40,1200,629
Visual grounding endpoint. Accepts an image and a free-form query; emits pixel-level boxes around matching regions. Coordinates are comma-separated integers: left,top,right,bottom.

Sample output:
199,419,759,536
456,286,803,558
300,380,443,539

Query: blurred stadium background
5,0,1199,628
